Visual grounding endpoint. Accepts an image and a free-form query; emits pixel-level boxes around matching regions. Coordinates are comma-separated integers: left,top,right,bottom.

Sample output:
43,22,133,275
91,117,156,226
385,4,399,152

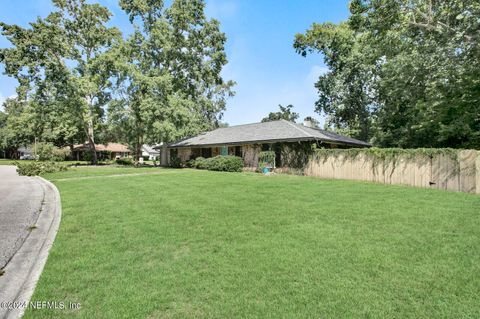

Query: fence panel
305,150,479,194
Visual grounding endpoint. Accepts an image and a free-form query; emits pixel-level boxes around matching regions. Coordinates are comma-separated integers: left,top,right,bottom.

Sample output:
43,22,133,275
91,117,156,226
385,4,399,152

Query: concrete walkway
0,166,44,269
0,166,62,319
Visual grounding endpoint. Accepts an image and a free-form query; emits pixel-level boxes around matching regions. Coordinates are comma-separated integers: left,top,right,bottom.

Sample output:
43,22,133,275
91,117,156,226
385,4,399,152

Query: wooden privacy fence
304,149,480,194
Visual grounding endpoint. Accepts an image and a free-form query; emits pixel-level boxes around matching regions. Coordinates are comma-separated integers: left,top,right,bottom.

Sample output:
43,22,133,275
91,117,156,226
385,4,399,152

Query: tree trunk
87,125,97,164
160,144,168,166
135,136,140,165
85,96,97,164
135,135,143,165
68,144,74,160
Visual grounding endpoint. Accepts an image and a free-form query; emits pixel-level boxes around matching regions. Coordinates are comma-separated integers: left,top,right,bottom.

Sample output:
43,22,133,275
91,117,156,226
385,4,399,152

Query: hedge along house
164,119,371,169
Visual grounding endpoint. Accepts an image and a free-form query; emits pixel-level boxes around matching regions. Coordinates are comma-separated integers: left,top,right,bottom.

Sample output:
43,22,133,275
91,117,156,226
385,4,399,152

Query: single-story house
141,144,160,160
72,143,131,161
164,119,371,168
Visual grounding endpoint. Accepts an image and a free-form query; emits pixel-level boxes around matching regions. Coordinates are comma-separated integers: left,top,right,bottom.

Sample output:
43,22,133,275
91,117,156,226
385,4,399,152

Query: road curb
0,177,62,319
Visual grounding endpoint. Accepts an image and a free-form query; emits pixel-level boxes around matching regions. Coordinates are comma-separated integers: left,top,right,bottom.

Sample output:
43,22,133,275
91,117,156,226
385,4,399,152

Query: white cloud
0,93,5,111
221,36,248,81
206,0,238,19
265,65,329,126
306,65,329,84
223,64,330,127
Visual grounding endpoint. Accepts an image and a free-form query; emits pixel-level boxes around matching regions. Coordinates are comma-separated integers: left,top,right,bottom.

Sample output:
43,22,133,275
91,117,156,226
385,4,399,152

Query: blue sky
0,0,351,125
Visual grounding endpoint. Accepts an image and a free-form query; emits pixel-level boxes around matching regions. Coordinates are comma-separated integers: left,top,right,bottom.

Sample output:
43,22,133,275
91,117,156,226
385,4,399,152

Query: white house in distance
141,144,160,160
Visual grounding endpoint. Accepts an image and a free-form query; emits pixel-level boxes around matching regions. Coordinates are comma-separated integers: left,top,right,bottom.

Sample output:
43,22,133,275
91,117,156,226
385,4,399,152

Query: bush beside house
169,156,182,168
190,155,244,172
115,158,133,166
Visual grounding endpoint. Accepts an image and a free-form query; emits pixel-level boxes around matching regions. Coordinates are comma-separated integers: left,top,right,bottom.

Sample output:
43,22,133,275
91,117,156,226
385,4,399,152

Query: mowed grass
43,166,167,180
25,168,480,318
0,159,19,165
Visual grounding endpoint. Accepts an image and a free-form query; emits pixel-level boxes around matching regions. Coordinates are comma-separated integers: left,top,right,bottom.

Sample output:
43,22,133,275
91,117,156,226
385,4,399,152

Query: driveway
0,166,44,269
0,165,62,318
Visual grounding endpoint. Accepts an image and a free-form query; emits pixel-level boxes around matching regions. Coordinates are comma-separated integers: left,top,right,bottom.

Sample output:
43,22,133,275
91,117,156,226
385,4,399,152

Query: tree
295,0,480,148
294,22,374,141
0,0,122,163
261,104,299,123
110,0,235,162
349,0,480,148
0,98,34,158
0,110,6,158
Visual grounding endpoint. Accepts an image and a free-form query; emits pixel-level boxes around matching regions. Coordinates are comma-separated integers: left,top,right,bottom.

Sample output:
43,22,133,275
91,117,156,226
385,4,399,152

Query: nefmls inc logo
29,301,66,310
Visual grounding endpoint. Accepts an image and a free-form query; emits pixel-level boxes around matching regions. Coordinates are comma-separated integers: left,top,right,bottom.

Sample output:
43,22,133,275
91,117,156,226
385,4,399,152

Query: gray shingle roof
168,120,371,148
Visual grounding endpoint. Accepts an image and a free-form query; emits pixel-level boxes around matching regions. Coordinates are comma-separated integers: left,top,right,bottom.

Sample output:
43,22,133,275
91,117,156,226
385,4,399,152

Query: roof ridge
294,122,339,135
216,121,269,129
283,120,312,138
216,119,300,130
307,125,370,145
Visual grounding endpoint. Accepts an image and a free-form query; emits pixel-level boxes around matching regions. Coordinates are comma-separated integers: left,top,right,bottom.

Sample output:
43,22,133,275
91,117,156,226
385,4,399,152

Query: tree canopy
261,104,299,123
0,0,122,162
0,0,234,161
295,0,480,148
109,0,234,160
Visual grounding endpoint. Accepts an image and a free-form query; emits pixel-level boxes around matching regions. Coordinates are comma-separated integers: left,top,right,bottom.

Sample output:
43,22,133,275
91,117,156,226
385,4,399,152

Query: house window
261,144,270,151
235,146,242,157
220,146,228,156
191,148,202,159
273,144,282,167
201,148,212,158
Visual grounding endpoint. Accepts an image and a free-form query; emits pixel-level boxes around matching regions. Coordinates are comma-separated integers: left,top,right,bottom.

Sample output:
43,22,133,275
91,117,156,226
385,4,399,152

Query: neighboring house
164,119,371,168
141,144,160,160
18,146,33,156
17,146,35,159
72,143,131,161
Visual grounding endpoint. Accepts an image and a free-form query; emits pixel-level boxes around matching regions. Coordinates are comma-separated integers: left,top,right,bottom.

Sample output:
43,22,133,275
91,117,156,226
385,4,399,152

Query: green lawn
0,159,19,165
43,166,168,180
25,168,480,318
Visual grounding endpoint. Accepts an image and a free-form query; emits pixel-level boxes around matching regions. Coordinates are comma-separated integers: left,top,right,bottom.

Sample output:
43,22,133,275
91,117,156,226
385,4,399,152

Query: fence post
476,151,480,195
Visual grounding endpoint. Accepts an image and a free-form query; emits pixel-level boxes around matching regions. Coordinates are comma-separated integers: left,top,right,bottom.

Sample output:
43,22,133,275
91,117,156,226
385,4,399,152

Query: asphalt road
0,166,44,269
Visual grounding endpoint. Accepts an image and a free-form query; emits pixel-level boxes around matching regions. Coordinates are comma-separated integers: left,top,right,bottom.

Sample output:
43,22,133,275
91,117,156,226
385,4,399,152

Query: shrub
169,155,182,168
16,161,68,176
115,158,133,166
191,157,208,169
35,142,71,161
259,151,275,167
51,147,71,161
186,159,195,168
82,150,94,162
99,151,112,160
191,155,243,172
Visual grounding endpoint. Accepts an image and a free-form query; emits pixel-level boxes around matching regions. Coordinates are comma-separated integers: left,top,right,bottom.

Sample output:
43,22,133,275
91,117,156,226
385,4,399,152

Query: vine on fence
313,148,462,174
280,141,317,169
